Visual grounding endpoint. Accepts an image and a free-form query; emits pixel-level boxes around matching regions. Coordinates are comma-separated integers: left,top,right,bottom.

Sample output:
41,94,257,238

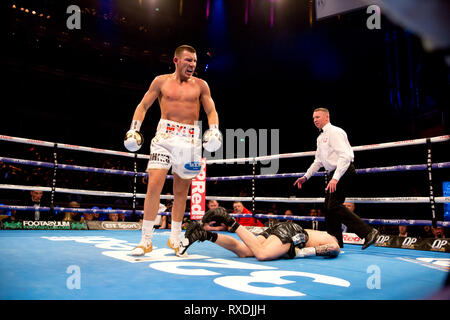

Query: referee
294,108,379,249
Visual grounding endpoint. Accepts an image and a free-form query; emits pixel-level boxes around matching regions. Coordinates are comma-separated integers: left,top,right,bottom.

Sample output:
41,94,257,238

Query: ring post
252,158,256,217
132,153,138,217
50,143,58,215
426,138,437,228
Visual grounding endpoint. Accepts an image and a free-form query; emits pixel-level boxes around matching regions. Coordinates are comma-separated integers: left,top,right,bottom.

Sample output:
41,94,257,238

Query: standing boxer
124,45,222,256
293,108,379,249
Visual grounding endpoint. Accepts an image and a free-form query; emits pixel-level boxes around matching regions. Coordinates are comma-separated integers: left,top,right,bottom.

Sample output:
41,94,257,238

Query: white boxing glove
202,124,222,152
124,120,144,152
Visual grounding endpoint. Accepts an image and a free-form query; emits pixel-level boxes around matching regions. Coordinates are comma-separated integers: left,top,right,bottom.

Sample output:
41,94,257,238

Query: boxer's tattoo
315,244,340,257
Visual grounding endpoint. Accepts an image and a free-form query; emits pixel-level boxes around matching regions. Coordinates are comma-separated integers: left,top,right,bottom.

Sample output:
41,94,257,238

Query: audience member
108,213,119,222
398,225,408,237
420,225,434,238
233,201,264,227
20,189,51,221
263,211,277,228
83,212,95,221
61,201,83,221
283,209,294,220
207,200,219,210
432,226,446,238
342,202,356,233
304,207,325,231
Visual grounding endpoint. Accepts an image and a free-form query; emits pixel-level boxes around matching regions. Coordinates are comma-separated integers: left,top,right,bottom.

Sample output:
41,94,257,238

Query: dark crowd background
1,0,449,224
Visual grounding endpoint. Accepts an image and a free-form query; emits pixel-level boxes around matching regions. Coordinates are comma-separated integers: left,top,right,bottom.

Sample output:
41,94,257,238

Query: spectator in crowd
420,225,434,238
62,201,83,221
233,201,264,227
284,209,294,220
303,207,324,231
283,209,303,226
398,225,408,237
432,226,446,238
207,200,219,210
263,211,277,228
20,189,50,221
83,212,95,221
0,203,18,223
342,202,356,233
343,202,355,214
108,213,119,222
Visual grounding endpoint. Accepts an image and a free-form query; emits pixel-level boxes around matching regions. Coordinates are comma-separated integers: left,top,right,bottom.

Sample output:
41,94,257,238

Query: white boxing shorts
147,119,202,179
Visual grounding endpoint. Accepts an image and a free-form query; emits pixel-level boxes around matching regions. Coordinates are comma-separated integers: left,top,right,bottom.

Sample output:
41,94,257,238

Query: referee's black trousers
324,163,372,248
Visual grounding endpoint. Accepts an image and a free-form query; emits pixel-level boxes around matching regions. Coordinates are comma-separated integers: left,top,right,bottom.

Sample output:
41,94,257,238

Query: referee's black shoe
362,228,380,250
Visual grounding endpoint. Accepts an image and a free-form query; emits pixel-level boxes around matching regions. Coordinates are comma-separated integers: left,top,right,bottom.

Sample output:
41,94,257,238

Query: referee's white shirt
304,122,354,181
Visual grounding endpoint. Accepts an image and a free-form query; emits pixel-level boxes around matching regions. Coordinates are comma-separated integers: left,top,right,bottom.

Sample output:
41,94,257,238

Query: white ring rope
1,134,448,163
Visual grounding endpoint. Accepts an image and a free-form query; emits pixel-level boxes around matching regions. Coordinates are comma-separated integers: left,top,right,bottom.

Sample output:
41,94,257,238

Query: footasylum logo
22,220,71,230
3,221,22,229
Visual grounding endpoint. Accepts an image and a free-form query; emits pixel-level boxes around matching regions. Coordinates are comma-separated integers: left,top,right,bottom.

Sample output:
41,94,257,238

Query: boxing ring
0,134,449,300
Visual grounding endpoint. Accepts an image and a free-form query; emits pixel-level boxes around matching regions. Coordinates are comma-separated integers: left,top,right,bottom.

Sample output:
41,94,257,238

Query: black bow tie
318,129,323,134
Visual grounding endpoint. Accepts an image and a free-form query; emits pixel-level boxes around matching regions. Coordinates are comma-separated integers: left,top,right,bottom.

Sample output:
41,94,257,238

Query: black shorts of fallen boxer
258,221,309,259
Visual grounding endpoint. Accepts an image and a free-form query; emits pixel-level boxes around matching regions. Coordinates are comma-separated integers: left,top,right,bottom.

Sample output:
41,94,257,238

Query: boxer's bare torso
156,74,204,125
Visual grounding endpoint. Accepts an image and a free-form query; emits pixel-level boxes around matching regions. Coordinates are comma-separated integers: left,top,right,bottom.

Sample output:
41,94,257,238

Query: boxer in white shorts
147,119,202,179
123,45,222,256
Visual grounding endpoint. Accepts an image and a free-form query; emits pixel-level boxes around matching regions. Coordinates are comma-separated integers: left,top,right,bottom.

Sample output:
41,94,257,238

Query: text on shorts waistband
158,119,198,138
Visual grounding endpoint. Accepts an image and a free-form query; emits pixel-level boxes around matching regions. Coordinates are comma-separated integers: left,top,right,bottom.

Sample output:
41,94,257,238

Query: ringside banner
1,220,87,230
190,157,207,220
375,235,449,252
86,221,141,230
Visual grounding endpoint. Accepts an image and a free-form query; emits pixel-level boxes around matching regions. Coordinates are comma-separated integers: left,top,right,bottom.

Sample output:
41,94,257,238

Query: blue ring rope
1,156,449,181
1,205,449,227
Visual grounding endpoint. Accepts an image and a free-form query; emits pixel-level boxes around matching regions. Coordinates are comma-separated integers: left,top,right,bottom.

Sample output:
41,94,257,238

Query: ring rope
0,135,148,159
1,156,449,181
1,134,448,163
1,184,449,204
205,135,450,164
1,205,449,227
